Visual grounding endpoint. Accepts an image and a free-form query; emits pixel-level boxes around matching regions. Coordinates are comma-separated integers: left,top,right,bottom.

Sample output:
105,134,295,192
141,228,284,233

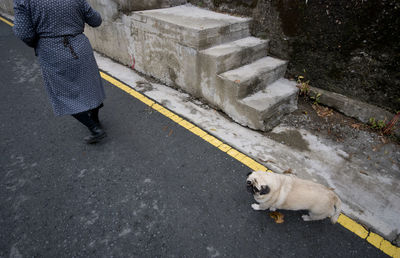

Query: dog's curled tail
330,195,342,224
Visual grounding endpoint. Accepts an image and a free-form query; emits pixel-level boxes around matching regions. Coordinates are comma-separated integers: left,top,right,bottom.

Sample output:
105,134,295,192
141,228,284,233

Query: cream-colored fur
247,171,342,223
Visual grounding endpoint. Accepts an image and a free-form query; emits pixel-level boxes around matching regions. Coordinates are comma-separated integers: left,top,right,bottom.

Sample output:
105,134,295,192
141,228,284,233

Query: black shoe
84,126,107,144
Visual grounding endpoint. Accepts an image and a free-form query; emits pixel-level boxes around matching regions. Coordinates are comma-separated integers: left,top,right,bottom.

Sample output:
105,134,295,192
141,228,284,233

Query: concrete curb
308,86,400,138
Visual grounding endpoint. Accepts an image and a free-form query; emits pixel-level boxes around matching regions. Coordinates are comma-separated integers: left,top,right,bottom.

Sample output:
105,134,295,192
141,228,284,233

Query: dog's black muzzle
247,180,257,194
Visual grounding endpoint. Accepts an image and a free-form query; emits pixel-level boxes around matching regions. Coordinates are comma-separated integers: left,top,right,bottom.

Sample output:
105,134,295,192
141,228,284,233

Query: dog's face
246,171,270,196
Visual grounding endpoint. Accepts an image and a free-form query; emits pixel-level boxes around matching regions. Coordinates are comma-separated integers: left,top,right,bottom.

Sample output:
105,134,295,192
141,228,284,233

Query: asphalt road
0,20,387,257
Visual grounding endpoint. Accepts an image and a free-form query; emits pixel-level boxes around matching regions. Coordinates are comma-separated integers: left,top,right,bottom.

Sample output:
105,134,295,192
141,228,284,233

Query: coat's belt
41,34,81,60
63,36,79,59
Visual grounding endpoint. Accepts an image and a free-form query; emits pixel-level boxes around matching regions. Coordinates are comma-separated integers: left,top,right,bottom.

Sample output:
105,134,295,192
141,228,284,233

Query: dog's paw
302,215,311,221
251,203,261,210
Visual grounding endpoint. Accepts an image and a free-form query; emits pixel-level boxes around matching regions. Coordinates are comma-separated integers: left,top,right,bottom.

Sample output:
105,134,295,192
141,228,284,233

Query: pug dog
247,171,341,223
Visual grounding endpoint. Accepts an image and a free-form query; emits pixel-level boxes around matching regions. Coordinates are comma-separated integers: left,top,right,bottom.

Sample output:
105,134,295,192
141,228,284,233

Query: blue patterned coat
13,0,105,116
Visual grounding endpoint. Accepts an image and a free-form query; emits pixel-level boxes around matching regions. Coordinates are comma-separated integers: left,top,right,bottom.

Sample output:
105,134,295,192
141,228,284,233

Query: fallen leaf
367,156,371,160
168,129,174,137
260,159,276,164
328,187,335,191
210,128,217,131
351,123,361,130
269,211,284,224
283,168,293,174
312,104,333,118
359,170,368,176
380,137,388,144
163,125,168,131
234,80,241,84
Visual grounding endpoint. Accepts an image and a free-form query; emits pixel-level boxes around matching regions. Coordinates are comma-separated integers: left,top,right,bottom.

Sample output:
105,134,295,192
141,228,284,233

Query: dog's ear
247,171,252,177
260,185,270,195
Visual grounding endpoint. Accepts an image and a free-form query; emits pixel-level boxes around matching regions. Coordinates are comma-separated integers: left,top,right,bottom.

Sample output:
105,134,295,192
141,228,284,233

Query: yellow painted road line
1,15,398,257
0,16,13,27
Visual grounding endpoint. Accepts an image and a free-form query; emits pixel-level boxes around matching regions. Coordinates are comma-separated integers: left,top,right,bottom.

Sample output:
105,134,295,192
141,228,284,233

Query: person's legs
72,109,106,144
89,103,104,125
72,110,97,129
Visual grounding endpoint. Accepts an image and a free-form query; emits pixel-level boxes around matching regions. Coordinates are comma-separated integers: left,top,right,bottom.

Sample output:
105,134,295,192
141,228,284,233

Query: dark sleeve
82,0,102,27
13,0,38,48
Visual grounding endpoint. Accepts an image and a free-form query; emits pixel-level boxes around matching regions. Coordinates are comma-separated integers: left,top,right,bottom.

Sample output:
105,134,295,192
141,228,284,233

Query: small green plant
369,117,386,131
296,76,310,96
310,92,322,105
297,75,322,104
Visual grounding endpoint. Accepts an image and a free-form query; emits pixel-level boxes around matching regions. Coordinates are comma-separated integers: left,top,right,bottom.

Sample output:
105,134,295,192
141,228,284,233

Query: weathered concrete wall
188,0,400,114
84,0,187,67
0,0,13,15
84,0,132,66
132,23,201,95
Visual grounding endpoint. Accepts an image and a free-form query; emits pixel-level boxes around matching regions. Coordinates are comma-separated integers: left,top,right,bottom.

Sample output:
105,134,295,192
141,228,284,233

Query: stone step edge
132,12,251,34
132,5,252,33
200,37,269,58
199,37,269,74
239,78,299,112
132,14,251,50
131,5,252,50
217,56,288,98
235,78,299,131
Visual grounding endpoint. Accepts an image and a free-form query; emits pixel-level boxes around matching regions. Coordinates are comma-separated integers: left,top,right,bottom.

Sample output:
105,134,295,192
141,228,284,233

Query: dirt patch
281,97,399,145
272,96,400,178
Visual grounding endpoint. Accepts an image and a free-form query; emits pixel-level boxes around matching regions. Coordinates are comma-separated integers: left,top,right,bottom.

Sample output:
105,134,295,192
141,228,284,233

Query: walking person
13,0,106,144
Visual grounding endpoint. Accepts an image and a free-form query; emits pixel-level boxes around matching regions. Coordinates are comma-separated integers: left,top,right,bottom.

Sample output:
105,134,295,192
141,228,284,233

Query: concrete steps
216,57,297,130
199,37,269,107
238,79,298,130
200,37,269,73
218,56,288,99
130,4,298,131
